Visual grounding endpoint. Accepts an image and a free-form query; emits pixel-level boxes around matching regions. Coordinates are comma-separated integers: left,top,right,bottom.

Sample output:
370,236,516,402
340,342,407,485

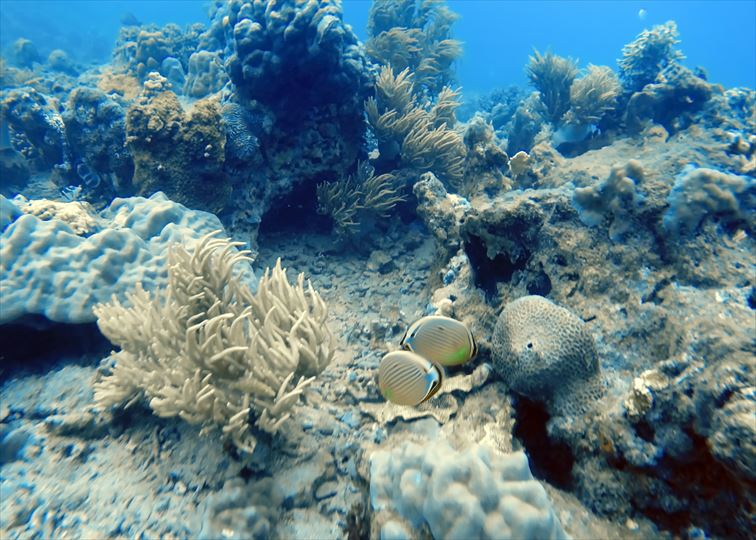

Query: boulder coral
492,295,604,416
125,87,229,213
222,0,370,119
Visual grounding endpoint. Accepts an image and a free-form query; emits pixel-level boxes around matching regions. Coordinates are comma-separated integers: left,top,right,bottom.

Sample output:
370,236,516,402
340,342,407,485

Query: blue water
1,0,754,93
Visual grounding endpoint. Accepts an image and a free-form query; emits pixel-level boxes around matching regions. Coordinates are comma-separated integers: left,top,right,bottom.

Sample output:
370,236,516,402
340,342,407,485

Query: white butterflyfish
400,315,478,367
378,350,443,406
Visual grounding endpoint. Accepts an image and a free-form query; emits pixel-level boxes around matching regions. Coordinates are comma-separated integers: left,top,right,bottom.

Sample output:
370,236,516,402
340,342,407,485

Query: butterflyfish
400,315,477,367
378,350,443,406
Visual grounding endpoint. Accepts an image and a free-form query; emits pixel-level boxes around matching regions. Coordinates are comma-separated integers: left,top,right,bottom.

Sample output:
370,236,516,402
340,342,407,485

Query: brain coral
492,295,603,416
370,439,568,540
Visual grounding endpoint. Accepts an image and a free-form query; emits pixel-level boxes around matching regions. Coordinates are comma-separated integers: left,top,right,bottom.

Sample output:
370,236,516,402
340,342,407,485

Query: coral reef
94,232,334,452
492,295,604,416
0,192,235,324
0,87,67,169
113,23,205,83
366,65,466,189
370,438,567,540
125,87,229,213
618,21,685,93
526,50,579,124
62,87,133,197
663,165,755,235
366,0,462,96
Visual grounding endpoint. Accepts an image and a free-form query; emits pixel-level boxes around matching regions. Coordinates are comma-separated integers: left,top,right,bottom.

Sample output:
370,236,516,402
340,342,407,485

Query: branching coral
366,66,466,189
94,232,335,452
562,65,621,126
316,161,406,237
618,21,685,93
366,0,462,96
526,50,579,124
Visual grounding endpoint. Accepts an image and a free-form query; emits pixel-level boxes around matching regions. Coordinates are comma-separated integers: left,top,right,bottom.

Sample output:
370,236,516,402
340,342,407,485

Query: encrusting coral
93,232,335,452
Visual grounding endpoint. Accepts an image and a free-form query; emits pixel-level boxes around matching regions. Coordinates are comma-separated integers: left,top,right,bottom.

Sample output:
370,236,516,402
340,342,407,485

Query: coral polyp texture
94,232,335,452
492,295,604,416
370,439,568,540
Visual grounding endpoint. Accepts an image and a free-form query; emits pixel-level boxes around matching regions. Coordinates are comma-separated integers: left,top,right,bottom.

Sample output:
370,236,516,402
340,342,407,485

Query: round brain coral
492,295,603,415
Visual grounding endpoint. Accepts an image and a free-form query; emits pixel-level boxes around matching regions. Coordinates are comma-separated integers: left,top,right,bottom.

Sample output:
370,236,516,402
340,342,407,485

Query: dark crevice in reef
257,179,331,236
463,235,530,298
512,396,574,490
0,319,109,380
633,430,753,539
526,264,552,296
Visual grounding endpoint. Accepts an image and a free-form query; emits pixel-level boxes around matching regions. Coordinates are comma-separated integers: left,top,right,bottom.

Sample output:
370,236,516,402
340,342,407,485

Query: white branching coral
93,231,335,452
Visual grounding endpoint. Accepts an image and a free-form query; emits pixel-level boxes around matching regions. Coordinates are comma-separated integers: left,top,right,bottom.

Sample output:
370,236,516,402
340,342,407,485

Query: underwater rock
11,38,41,68
46,49,78,76
0,147,31,195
